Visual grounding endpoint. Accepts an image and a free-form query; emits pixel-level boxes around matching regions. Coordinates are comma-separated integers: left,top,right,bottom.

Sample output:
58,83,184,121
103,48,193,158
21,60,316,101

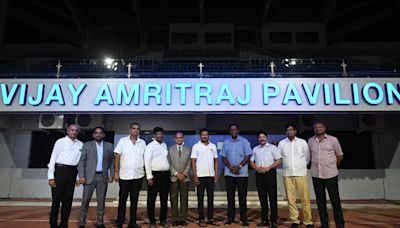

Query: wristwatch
238,164,243,168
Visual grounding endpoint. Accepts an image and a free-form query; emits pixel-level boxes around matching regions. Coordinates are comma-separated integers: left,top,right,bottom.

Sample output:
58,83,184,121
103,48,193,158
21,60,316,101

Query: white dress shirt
114,136,146,180
251,143,282,167
145,140,170,180
191,141,218,177
47,136,83,180
278,137,310,177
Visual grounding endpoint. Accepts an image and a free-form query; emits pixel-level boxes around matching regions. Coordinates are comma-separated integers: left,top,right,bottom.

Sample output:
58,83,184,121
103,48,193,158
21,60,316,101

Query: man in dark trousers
221,123,253,227
250,132,282,228
145,127,171,228
308,122,345,228
191,128,219,227
78,126,114,228
48,124,83,228
168,132,191,226
114,122,146,228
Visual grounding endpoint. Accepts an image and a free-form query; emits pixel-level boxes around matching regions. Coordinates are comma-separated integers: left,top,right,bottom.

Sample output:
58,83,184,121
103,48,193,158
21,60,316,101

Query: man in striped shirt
308,121,344,228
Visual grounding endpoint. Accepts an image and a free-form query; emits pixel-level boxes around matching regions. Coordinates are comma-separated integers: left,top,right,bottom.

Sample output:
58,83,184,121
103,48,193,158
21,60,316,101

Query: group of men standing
47,121,345,228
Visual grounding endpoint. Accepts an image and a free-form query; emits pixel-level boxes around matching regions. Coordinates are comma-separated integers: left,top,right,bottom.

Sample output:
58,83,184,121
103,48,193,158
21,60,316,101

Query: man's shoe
305,225,314,228
207,220,219,226
97,225,106,228
78,226,84,228
150,222,157,228
224,221,234,226
159,221,170,227
256,221,269,227
242,221,249,227
271,223,278,228
199,220,207,227
172,221,180,226
180,221,188,226
291,223,299,228
128,223,141,228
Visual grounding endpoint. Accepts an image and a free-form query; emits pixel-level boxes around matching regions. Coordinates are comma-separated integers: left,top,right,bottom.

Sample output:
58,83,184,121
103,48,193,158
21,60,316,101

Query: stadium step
112,191,286,208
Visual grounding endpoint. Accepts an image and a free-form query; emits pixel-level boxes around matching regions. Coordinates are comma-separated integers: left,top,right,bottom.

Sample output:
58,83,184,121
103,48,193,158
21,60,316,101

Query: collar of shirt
127,136,143,144
198,140,210,146
284,136,299,142
152,139,165,146
314,134,328,142
96,140,104,146
65,135,78,143
229,135,243,142
258,143,270,148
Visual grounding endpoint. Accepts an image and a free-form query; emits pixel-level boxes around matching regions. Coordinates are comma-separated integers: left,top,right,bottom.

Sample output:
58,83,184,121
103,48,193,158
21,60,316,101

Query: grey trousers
79,173,108,226
170,181,189,221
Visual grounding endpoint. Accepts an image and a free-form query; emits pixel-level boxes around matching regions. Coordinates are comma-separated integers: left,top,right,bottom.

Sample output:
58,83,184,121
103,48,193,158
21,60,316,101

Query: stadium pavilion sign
0,78,399,112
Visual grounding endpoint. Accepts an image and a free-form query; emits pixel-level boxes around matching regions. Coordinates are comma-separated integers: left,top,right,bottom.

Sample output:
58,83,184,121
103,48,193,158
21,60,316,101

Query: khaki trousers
283,176,313,225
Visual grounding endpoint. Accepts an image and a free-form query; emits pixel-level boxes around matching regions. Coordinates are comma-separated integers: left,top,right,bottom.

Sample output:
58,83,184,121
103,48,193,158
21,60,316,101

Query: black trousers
255,169,278,223
117,177,144,227
312,176,345,228
225,176,248,223
147,171,171,224
197,177,215,221
49,164,78,227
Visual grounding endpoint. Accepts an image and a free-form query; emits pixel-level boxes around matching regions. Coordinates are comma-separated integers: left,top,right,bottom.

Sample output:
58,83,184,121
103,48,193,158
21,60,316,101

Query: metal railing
0,57,398,78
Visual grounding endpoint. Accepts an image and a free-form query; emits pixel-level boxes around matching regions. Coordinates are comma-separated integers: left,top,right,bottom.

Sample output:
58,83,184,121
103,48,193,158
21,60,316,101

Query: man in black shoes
191,128,220,227
168,132,191,226
48,124,83,228
78,126,114,228
220,124,253,227
114,123,146,228
250,132,281,228
145,127,171,228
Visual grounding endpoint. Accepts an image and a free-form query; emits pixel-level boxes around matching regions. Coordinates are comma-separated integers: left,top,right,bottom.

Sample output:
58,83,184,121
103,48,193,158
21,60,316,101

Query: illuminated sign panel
0,78,399,112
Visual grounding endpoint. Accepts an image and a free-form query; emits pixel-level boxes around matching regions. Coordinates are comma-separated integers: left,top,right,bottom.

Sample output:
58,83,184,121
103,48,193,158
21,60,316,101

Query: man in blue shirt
220,123,253,227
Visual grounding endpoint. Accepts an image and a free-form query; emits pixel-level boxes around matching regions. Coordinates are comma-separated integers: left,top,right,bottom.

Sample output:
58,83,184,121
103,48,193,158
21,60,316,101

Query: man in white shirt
191,128,219,227
114,123,146,228
278,123,313,228
145,127,170,228
250,131,281,228
48,124,83,228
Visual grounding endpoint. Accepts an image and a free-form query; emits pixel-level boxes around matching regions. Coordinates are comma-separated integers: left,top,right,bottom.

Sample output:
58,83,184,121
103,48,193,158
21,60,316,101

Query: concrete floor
0,200,399,227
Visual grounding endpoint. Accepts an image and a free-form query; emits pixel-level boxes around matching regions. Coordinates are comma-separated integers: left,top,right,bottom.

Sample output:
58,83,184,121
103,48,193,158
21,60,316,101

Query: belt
152,170,170,174
255,168,276,174
95,171,103,174
56,163,77,168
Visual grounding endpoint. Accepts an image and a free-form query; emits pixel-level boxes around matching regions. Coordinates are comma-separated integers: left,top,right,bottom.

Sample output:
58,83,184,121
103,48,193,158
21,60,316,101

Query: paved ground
0,200,399,227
